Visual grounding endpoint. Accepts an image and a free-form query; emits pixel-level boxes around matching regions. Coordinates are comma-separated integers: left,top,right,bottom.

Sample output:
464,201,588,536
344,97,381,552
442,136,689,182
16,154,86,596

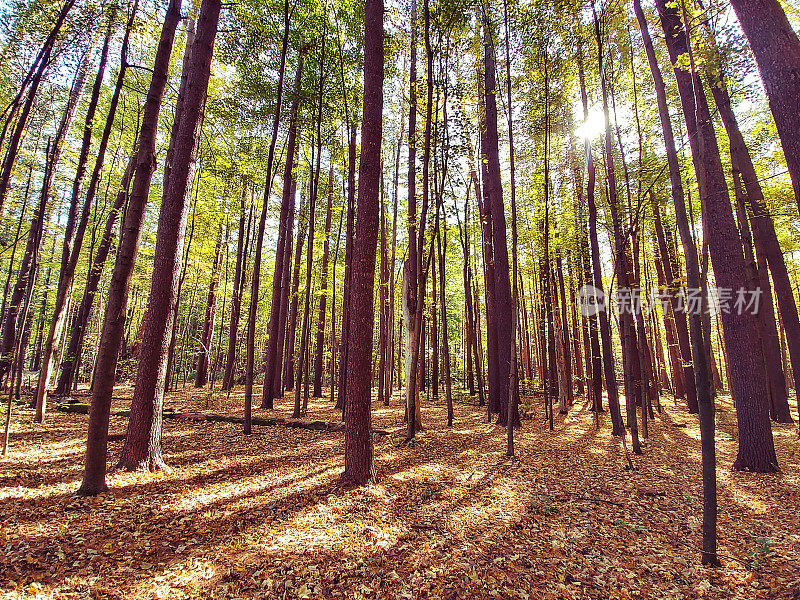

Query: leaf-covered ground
1,385,799,599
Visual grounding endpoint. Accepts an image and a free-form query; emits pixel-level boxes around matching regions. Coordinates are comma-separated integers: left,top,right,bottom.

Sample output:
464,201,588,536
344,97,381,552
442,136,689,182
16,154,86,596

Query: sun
574,102,607,140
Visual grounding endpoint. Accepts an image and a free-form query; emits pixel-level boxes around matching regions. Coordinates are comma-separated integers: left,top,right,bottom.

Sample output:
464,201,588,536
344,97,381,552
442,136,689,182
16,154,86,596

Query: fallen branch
55,404,389,435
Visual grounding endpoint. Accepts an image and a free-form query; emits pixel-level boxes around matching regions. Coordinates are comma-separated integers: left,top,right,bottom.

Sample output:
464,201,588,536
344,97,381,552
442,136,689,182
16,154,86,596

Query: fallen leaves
0,385,798,599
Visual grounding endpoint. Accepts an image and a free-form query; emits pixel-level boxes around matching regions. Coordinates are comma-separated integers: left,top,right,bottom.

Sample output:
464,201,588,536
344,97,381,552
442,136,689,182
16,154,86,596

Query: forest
0,0,799,596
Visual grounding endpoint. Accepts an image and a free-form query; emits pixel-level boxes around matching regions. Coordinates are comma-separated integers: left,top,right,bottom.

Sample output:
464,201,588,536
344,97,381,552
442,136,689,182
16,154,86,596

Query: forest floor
1,384,799,600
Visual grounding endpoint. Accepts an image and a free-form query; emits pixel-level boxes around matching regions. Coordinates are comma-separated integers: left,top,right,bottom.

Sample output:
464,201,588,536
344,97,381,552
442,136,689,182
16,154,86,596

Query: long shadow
4,392,796,598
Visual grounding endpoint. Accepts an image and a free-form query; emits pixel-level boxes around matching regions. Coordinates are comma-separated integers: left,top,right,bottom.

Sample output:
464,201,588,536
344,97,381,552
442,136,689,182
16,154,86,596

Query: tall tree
195,221,224,387
0,0,76,218
34,3,137,422
312,164,334,398
341,0,383,486
263,48,306,406
482,6,513,426
243,0,291,433
655,0,777,474
116,0,220,472
727,0,800,214
78,0,183,495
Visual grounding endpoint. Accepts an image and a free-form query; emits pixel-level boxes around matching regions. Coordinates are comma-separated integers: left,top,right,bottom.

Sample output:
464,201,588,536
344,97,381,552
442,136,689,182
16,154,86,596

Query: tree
262,47,306,407
341,0,383,486
481,5,513,427
195,221,224,387
34,3,136,422
655,0,778,474
78,0,183,495
116,0,221,472
244,0,291,432
727,0,800,214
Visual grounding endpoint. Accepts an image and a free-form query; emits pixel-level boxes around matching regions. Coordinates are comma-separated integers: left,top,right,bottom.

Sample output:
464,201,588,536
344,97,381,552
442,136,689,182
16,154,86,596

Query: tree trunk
294,42,325,415
263,49,306,406
0,137,53,384
116,0,219,473
284,201,307,393
341,0,382,486
634,0,700,415
195,222,223,387
577,38,624,435
54,151,137,397
0,0,75,218
377,178,389,406
78,0,182,495
727,0,800,213
313,165,334,398
403,0,419,440
243,0,290,432
705,53,799,423
222,185,249,390
655,0,777,474
482,10,513,426
34,7,135,422
594,9,640,454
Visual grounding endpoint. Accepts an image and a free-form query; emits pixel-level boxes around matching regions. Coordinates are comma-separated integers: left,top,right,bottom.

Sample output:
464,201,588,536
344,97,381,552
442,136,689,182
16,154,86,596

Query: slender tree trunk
222,185,249,390
377,178,389,406
35,6,136,422
0,137,53,384
195,222,223,387
634,0,700,415
55,151,137,397
594,9,640,454
335,124,357,412
284,202,307,393
78,0,182,495
2,256,37,455
263,49,306,407
313,165,334,398
438,225,453,426
116,0,219,472
243,0,290,432
294,42,325,415
341,0,383,486
0,0,75,218
578,38,623,435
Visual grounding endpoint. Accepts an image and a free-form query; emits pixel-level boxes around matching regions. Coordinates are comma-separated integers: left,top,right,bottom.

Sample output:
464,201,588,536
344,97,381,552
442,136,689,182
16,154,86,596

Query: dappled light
2,385,799,598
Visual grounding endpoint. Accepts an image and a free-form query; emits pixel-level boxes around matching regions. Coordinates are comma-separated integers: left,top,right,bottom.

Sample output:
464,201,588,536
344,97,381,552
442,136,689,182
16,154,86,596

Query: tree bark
727,0,800,213
705,51,799,423
195,221,223,387
243,0,290,432
78,0,182,495
0,0,75,218
578,38,624,435
116,0,219,473
655,0,777,474
222,185,249,390
263,49,306,406
284,200,307,393
634,0,700,414
341,0,383,486
312,165,334,398
54,151,137,397
34,6,136,422
482,9,513,426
